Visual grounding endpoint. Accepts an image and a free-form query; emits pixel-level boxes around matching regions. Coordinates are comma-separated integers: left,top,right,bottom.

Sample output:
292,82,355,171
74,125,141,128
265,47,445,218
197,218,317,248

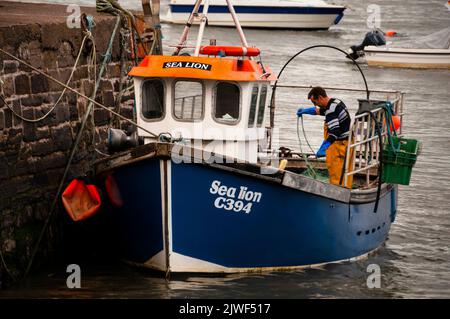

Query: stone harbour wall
0,7,135,287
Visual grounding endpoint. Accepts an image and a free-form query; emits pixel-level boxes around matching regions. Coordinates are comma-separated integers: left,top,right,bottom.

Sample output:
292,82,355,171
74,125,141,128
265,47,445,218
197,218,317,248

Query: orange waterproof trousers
324,126,353,188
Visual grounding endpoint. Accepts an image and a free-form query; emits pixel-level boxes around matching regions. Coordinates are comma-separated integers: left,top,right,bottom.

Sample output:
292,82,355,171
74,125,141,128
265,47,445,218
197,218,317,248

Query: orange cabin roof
128,55,277,82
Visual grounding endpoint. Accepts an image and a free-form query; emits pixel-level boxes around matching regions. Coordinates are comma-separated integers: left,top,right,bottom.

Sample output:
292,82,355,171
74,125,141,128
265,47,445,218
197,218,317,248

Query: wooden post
142,0,163,55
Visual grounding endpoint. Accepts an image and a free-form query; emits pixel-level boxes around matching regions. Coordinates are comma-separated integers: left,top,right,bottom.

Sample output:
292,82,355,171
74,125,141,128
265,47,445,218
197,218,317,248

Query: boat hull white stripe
164,13,340,29
365,46,450,69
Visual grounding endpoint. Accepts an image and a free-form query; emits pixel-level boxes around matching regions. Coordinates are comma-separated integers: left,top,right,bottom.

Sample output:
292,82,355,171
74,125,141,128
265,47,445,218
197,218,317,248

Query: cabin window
248,85,259,127
214,82,240,124
174,80,204,121
257,85,267,126
142,79,165,120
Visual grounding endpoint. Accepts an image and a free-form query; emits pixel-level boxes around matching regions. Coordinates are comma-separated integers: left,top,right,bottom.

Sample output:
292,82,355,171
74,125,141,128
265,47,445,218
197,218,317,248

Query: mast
173,0,251,57
173,0,203,56
224,0,249,48
194,0,211,56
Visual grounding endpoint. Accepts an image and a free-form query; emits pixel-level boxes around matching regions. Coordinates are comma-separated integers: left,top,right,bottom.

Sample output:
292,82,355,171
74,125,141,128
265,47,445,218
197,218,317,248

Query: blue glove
296,107,317,117
316,140,331,158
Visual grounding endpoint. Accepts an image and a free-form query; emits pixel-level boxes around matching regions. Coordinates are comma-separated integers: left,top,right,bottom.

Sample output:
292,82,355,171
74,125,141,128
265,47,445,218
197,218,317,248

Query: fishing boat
86,0,419,273
349,27,450,69
163,0,346,29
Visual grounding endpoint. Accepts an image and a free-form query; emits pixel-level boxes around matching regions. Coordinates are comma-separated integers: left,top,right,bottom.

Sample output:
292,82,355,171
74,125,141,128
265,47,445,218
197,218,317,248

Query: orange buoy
391,115,401,131
384,30,397,37
62,179,101,222
200,45,261,57
383,115,401,132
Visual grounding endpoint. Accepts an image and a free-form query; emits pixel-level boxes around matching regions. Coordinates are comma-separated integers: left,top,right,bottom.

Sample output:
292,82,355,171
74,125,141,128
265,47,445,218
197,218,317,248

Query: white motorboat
362,27,450,69
163,0,346,29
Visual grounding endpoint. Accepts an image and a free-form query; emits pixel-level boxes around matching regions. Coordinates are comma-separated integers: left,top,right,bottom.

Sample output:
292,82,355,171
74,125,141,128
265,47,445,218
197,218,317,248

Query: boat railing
342,92,404,188
269,84,405,188
175,94,203,119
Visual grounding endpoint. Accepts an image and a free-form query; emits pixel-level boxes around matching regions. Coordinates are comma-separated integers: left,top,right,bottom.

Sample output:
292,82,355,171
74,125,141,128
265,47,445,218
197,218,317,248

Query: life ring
200,46,261,57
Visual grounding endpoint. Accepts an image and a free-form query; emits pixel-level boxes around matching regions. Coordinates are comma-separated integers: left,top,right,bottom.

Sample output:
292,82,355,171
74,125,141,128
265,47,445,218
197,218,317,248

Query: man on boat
296,86,353,188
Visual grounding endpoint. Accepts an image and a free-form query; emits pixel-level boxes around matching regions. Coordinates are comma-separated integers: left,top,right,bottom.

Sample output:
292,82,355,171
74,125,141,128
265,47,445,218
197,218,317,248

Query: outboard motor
348,29,386,60
107,128,143,153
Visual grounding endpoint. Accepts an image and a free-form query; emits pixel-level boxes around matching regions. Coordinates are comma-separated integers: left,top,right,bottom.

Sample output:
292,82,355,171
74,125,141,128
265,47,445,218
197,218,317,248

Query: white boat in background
362,27,450,69
163,0,346,29
364,47,450,69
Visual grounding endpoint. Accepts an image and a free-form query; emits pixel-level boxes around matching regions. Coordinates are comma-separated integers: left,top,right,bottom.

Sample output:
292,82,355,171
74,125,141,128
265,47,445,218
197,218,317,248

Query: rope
85,15,96,32
0,34,94,123
300,116,315,155
0,246,16,282
382,101,399,154
296,117,317,178
0,48,157,138
22,16,128,279
96,0,149,56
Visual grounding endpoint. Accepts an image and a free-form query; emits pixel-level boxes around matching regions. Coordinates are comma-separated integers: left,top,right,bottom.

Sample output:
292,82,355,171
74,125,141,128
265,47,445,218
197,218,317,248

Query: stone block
94,108,111,126
42,51,58,70
0,158,9,180
21,95,43,107
36,126,50,140
3,60,18,74
120,106,134,119
73,65,88,82
121,92,135,103
30,138,55,156
100,79,113,92
7,127,22,145
81,79,94,97
69,103,78,121
23,121,37,142
48,70,62,92
36,106,57,127
11,99,22,127
0,111,4,130
57,42,75,68
31,74,50,94
58,68,72,85
66,92,77,106
2,77,15,97
108,63,121,78
102,91,115,108
55,103,70,122
14,74,30,95
22,109,37,142
4,108,12,129
51,124,73,151
35,152,67,171
13,158,36,178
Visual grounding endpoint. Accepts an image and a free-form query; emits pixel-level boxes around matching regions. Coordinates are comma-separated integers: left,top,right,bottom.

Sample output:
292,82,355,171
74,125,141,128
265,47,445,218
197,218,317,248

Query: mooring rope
0,48,157,138
21,16,123,279
0,33,94,123
0,245,16,282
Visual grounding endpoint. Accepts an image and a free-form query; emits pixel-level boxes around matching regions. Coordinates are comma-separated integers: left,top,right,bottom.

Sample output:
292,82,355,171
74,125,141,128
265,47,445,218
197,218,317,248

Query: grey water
1,0,450,298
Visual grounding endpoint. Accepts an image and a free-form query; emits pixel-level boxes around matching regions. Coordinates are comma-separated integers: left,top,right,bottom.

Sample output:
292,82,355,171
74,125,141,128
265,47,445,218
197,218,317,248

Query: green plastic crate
381,137,420,185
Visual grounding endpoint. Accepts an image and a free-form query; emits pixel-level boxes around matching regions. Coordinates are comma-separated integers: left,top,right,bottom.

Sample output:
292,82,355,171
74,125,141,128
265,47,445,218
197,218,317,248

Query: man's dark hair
308,87,327,100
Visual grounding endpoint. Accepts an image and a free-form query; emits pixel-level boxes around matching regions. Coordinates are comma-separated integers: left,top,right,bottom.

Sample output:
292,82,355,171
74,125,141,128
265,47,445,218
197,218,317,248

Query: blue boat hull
98,148,397,273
